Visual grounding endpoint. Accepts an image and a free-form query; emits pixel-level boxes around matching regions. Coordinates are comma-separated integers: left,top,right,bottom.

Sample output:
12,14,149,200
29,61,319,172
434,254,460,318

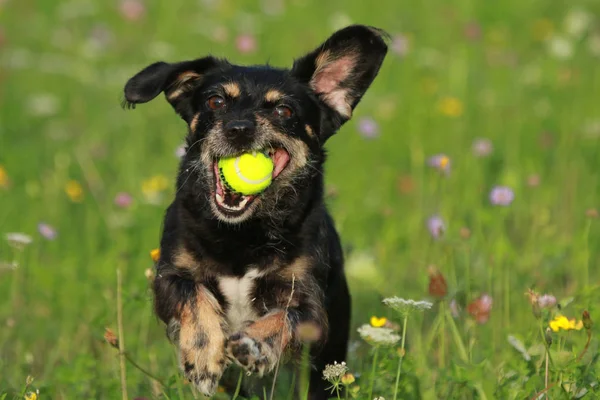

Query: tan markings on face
304,124,314,138
166,71,202,101
255,115,309,172
265,89,284,103
201,120,223,167
222,82,241,98
190,113,201,132
173,247,199,271
244,310,292,352
178,286,227,389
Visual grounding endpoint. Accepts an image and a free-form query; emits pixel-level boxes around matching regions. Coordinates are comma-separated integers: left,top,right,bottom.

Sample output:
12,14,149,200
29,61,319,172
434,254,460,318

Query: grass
1,0,600,398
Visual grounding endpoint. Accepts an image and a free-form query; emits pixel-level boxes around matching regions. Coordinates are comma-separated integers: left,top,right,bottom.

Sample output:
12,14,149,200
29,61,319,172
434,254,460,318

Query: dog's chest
219,269,261,332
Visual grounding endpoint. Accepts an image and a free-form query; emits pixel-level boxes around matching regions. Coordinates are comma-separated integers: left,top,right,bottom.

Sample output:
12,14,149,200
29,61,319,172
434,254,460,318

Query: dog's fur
123,25,388,399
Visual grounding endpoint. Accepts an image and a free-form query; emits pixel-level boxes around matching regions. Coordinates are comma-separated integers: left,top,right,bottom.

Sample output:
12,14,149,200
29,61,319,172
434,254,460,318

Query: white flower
322,361,348,381
27,94,60,117
564,8,593,39
5,233,33,250
383,297,433,316
357,324,400,346
546,36,574,60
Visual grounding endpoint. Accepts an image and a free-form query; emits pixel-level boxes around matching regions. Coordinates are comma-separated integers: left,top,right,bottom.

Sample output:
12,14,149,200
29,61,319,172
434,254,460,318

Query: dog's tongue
272,148,290,178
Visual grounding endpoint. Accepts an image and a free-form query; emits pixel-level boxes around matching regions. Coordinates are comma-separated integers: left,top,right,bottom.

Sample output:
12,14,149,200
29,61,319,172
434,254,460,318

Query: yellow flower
370,316,387,327
24,392,38,400
532,18,554,41
549,315,584,332
438,155,450,170
438,97,463,117
142,175,170,204
341,373,355,385
150,248,160,262
0,165,9,188
65,180,84,202
142,175,169,195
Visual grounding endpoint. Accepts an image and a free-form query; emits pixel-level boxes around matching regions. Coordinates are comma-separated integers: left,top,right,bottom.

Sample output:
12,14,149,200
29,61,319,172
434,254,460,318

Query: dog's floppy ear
291,25,388,138
122,56,228,120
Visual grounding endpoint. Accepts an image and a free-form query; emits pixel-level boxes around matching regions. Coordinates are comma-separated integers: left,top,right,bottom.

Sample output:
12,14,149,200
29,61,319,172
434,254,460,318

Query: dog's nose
224,120,256,148
225,120,255,136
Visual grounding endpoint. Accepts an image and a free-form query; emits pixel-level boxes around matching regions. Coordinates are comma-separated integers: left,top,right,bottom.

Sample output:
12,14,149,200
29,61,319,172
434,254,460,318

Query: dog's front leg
154,272,228,396
226,277,327,377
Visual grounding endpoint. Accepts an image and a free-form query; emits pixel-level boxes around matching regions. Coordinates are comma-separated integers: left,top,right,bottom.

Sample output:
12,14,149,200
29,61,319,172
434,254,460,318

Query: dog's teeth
238,197,249,209
216,193,224,204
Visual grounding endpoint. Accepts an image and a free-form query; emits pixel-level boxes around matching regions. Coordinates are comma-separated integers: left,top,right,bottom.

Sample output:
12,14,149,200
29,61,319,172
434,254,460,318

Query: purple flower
489,186,514,206
37,223,57,240
236,34,257,54
175,144,186,159
356,117,380,139
427,215,445,239
538,294,557,309
119,0,146,21
472,138,493,157
391,34,409,57
427,154,451,173
114,192,133,208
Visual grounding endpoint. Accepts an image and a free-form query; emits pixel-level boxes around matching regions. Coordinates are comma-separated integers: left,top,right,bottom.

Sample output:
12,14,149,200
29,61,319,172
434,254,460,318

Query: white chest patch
219,269,262,332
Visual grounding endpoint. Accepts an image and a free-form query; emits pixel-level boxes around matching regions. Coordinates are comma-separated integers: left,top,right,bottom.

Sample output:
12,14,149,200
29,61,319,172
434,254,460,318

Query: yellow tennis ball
218,152,274,195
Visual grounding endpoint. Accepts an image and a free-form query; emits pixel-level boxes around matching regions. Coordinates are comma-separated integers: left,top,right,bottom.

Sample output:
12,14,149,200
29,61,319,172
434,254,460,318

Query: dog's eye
207,95,225,110
274,105,293,119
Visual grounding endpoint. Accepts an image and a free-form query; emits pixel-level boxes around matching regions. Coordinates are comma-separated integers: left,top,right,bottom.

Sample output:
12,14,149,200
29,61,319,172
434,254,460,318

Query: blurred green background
1,0,600,399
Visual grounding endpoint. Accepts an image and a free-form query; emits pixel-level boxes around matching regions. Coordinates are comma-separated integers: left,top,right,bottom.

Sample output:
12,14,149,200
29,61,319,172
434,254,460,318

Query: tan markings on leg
222,82,241,98
279,256,310,281
304,124,315,138
226,310,292,376
173,247,199,271
179,286,228,396
244,310,292,350
264,89,283,103
190,113,201,132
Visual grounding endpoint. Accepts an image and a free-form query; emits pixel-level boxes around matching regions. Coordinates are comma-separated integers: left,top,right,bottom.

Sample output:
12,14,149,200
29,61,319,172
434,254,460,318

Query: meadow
1,0,600,399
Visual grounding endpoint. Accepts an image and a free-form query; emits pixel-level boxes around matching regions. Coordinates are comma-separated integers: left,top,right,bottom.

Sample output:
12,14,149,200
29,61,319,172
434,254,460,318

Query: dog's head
123,25,388,224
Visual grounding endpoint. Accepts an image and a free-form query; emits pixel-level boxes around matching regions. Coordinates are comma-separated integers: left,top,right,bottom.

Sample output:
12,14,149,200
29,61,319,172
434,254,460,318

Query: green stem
122,352,167,387
368,346,380,400
583,219,591,284
439,301,446,367
393,314,409,400
473,383,489,400
299,343,311,400
231,370,244,400
445,306,468,362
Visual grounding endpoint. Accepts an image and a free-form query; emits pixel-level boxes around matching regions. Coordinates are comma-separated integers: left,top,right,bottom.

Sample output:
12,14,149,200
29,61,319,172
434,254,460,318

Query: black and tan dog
123,25,388,399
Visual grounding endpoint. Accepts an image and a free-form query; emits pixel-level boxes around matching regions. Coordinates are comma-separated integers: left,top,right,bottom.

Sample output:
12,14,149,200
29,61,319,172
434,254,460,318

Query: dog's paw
226,332,278,377
180,348,229,396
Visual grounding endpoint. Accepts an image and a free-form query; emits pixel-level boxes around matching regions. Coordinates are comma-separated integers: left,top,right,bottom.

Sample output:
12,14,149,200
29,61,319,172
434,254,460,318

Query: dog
122,24,388,399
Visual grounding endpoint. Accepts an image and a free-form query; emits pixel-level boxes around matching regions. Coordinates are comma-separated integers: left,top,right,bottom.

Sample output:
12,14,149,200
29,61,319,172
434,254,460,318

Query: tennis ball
218,151,274,195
